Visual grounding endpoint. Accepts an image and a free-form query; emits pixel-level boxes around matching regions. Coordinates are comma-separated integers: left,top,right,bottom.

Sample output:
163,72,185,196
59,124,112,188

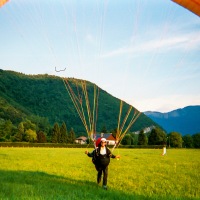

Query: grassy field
0,147,199,200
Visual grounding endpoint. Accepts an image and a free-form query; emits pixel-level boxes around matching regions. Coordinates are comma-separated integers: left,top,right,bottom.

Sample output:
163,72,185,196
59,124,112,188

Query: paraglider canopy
172,0,200,17
95,137,102,147
0,0,9,7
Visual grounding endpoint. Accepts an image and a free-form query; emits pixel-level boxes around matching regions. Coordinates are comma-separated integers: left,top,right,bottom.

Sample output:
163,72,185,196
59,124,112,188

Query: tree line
120,127,200,148
1,117,199,148
0,118,76,144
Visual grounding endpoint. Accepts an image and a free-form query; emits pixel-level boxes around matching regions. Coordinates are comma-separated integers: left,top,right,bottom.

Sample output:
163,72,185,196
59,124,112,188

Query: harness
92,147,112,167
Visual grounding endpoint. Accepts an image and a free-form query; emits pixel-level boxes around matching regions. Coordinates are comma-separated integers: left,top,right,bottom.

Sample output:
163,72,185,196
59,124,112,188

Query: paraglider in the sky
0,0,9,7
172,0,200,17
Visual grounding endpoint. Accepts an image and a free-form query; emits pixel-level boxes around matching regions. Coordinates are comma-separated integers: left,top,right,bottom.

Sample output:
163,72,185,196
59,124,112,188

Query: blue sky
1,0,200,112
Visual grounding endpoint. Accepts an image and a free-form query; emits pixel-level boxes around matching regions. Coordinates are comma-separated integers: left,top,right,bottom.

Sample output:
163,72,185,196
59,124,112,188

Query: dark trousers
95,165,108,186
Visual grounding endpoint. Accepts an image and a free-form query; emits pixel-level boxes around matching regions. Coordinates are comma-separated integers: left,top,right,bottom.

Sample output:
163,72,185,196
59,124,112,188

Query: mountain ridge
144,105,200,135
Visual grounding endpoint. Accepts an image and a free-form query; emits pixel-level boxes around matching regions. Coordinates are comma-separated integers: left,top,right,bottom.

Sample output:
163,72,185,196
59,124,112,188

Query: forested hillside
0,69,158,137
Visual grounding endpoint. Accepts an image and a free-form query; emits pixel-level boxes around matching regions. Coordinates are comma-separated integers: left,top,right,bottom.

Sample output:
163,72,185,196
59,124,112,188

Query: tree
3,120,13,140
37,131,47,143
169,132,183,148
46,126,53,142
29,115,50,133
148,127,167,145
182,134,193,148
22,119,36,132
138,130,148,145
68,128,76,144
0,119,5,141
24,129,37,142
60,122,68,143
121,134,132,145
130,133,138,145
192,133,200,148
51,123,60,143
14,122,24,142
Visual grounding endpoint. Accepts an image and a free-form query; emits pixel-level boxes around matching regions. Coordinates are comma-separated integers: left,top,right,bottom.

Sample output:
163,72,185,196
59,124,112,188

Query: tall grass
0,147,199,200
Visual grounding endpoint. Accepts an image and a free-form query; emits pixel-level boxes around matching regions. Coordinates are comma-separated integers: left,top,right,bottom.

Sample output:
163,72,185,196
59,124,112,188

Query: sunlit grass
0,147,199,199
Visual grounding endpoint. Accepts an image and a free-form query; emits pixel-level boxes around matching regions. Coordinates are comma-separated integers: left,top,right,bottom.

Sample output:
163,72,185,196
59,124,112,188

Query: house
75,136,87,144
105,133,116,145
96,133,116,146
75,133,117,145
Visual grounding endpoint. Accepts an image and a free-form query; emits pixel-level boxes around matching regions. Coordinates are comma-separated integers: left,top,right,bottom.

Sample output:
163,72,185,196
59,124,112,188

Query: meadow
0,147,199,200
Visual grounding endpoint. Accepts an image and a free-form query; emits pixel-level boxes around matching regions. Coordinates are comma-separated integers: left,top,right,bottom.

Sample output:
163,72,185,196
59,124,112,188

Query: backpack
92,147,112,166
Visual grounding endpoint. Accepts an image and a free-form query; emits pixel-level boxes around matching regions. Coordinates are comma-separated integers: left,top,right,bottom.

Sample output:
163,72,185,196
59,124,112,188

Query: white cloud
127,94,200,113
101,29,200,58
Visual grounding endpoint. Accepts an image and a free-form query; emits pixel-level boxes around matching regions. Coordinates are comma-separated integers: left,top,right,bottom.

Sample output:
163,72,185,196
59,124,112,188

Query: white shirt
100,146,106,155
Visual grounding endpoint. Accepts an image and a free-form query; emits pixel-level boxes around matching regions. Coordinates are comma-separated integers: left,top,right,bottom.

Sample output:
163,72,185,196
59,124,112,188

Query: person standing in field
85,138,120,190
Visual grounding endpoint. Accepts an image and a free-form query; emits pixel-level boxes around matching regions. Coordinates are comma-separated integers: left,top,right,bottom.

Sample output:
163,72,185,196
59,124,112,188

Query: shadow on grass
0,170,142,200
0,170,185,200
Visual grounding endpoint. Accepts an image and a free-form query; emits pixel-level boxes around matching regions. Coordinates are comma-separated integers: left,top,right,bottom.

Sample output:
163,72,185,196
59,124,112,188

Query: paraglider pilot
85,138,120,190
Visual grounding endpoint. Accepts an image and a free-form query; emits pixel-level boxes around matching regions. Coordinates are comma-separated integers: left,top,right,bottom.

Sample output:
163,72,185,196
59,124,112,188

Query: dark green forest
0,69,158,142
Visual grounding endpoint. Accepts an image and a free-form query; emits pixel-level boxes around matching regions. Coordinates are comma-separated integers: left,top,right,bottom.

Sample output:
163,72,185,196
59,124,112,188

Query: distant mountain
144,106,200,135
0,69,159,136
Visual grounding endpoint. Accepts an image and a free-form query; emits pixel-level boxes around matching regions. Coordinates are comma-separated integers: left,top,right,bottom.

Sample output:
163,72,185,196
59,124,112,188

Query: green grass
0,148,199,200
